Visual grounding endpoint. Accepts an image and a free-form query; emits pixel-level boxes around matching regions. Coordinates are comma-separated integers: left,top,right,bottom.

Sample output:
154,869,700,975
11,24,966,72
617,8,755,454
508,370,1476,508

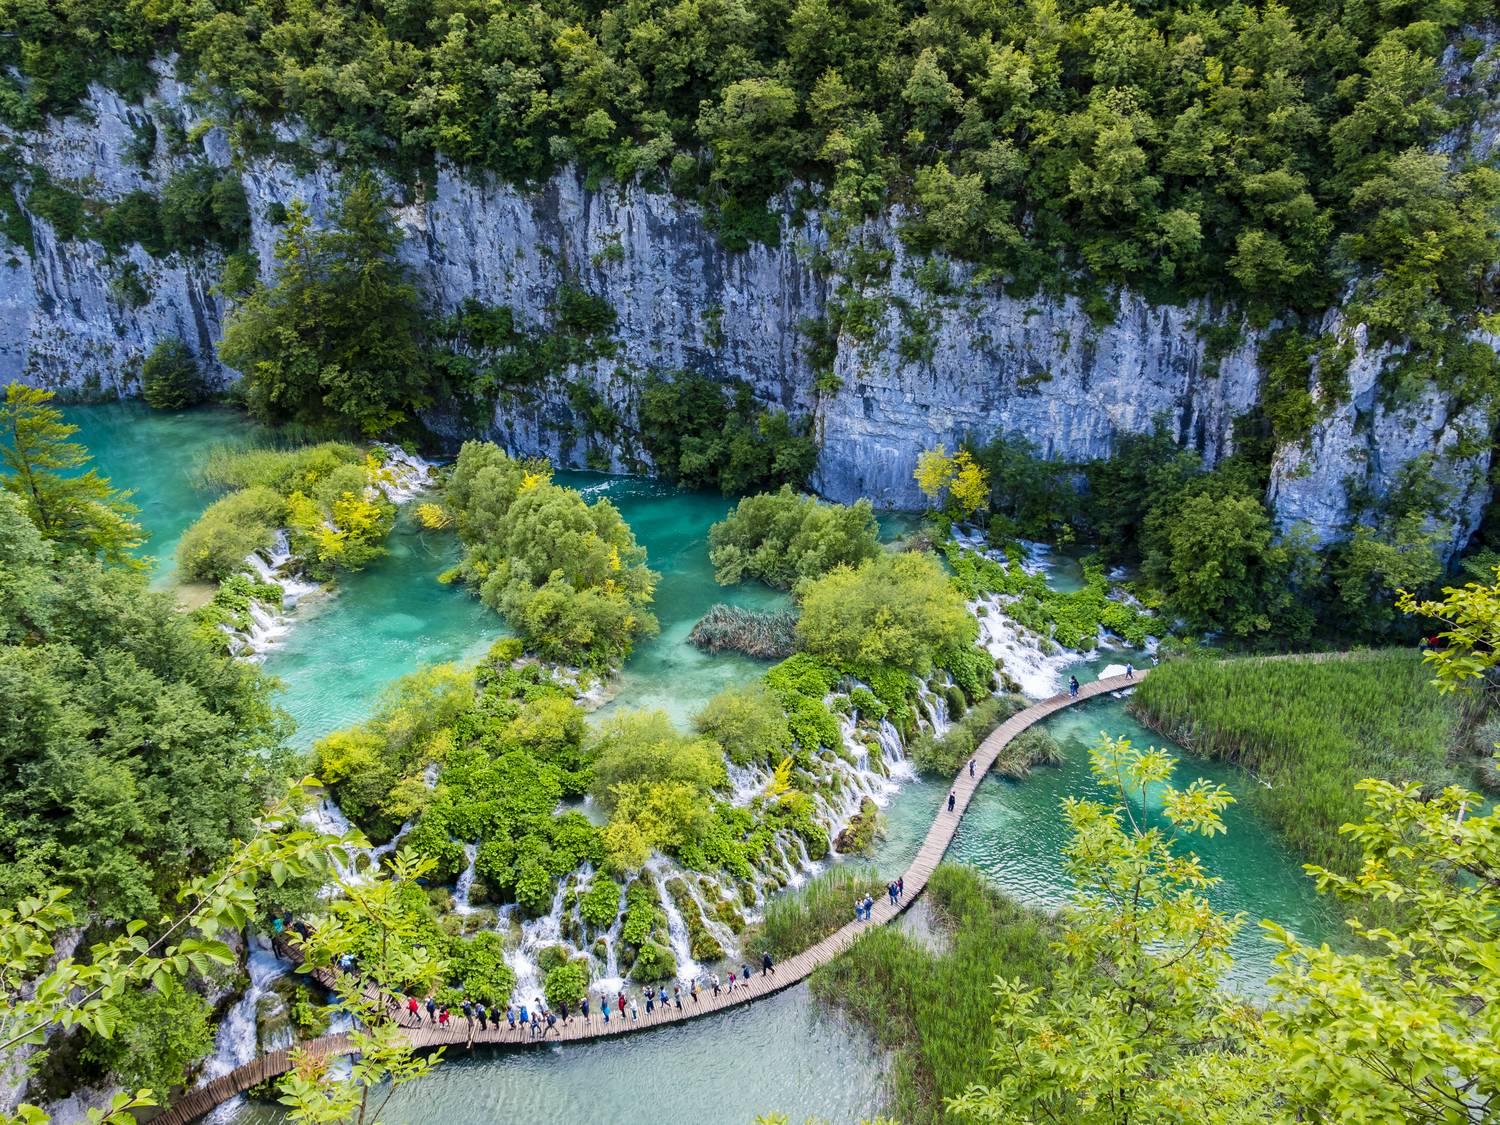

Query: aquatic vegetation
909,693,1029,776
687,603,799,660
833,797,882,855
747,867,890,962
1130,650,1467,874
543,959,589,1009
810,864,1061,1123
707,487,880,589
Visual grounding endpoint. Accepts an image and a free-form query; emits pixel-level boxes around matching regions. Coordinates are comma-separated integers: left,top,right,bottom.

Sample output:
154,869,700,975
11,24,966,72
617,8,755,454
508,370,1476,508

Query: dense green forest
5,0,1499,393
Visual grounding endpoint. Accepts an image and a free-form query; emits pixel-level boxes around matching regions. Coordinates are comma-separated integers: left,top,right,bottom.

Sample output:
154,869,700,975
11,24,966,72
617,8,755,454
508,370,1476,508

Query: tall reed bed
1131,649,1466,874
746,867,889,960
810,864,1058,1122
687,603,799,660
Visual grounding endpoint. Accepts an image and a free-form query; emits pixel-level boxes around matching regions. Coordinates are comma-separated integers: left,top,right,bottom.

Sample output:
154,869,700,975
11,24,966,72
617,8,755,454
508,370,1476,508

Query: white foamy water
200,940,292,1122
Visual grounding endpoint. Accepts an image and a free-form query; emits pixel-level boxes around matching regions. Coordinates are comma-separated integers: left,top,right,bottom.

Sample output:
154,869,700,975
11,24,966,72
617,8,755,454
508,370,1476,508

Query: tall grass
1131,649,1467,874
910,693,1027,775
810,863,1059,1123
745,867,889,960
687,603,799,660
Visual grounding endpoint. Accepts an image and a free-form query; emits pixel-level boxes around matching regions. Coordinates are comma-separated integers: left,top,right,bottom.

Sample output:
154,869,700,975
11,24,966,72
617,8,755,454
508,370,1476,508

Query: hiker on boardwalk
690,978,699,1003
968,756,975,778
673,985,683,1009
461,999,473,1031
660,985,671,1010
1068,674,1079,698
1125,662,1134,679
438,1007,450,1030
645,987,655,1012
518,1002,529,1030
711,972,721,996
727,971,736,992
477,1003,488,1031
426,996,437,1024
741,962,752,985
407,996,420,1026
581,996,590,1022
618,992,627,1019
507,1004,516,1030
897,875,904,899
601,998,611,1024
546,1011,558,1037
630,995,639,1020
948,790,956,813
762,951,775,976
559,1000,570,1025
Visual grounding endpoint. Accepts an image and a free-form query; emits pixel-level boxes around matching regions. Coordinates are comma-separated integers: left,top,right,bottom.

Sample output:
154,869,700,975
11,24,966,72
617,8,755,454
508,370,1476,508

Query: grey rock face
2,69,1495,557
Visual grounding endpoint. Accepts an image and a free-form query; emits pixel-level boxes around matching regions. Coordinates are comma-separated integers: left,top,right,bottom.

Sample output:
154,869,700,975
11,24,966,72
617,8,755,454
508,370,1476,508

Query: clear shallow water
61,401,268,586
61,405,1332,1120
871,694,1335,994
221,985,884,1125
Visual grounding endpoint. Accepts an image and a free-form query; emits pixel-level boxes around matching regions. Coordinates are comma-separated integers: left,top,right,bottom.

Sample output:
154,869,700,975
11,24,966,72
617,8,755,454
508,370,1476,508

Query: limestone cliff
2,66,1494,553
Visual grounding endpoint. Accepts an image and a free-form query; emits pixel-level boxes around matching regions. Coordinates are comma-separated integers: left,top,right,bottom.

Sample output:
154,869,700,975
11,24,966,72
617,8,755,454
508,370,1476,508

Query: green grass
910,693,1027,775
744,867,888,960
1130,650,1468,874
809,863,1059,1123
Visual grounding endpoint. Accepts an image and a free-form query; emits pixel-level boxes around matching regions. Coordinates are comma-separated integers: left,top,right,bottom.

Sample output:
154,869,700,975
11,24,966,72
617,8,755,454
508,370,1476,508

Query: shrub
579,874,622,928
175,485,286,581
637,371,818,494
629,941,677,983
446,442,659,671
693,682,792,767
445,931,516,1007
797,551,977,674
708,487,881,589
141,337,206,410
543,960,589,1009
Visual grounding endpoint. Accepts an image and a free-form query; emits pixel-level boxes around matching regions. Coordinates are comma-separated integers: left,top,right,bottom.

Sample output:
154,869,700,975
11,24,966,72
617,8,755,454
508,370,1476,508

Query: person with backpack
947,790,956,813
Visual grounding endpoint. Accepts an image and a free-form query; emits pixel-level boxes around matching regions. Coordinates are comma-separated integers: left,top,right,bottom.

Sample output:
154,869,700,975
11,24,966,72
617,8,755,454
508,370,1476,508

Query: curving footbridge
156,671,1144,1124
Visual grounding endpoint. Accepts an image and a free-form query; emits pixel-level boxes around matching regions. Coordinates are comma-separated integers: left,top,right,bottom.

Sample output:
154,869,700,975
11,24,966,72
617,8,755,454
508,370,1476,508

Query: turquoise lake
64,403,1335,1123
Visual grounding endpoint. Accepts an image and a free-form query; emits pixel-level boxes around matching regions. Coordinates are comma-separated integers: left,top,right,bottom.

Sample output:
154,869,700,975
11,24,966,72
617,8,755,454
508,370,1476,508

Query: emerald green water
60,405,1335,1122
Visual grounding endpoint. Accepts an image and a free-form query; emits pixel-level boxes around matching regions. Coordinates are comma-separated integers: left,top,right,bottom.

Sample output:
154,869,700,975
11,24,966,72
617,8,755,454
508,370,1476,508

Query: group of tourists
401,952,779,1039
855,877,904,922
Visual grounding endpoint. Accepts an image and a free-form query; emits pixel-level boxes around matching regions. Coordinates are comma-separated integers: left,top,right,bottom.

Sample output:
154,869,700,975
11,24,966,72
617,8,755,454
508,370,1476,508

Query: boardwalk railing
155,671,1143,1124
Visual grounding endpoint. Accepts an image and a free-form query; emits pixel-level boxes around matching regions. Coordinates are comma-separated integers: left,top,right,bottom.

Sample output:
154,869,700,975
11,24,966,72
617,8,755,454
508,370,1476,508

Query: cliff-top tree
0,383,143,565
219,173,423,434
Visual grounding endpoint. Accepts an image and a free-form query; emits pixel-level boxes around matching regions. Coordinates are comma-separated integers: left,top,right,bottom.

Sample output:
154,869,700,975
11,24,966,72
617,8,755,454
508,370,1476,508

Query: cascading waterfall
200,941,291,1093
646,858,703,981
502,880,570,1002
452,843,479,914
222,449,435,661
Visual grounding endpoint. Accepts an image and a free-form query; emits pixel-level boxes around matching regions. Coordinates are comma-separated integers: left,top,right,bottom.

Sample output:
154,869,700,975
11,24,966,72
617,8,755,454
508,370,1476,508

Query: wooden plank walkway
156,671,1144,1124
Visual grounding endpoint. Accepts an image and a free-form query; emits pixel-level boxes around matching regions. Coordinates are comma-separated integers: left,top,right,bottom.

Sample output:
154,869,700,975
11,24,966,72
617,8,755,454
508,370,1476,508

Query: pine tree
0,383,143,565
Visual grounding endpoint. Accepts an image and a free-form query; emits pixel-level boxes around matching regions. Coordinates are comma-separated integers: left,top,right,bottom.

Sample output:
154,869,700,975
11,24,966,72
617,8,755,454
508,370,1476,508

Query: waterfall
973,592,1082,699
644,858,701,981
501,880,570,1001
220,450,435,664
452,843,479,914
200,940,291,1086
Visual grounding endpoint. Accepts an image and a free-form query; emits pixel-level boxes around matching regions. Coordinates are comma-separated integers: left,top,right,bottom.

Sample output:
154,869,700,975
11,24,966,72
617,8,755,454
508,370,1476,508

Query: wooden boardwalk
156,671,1143,1124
